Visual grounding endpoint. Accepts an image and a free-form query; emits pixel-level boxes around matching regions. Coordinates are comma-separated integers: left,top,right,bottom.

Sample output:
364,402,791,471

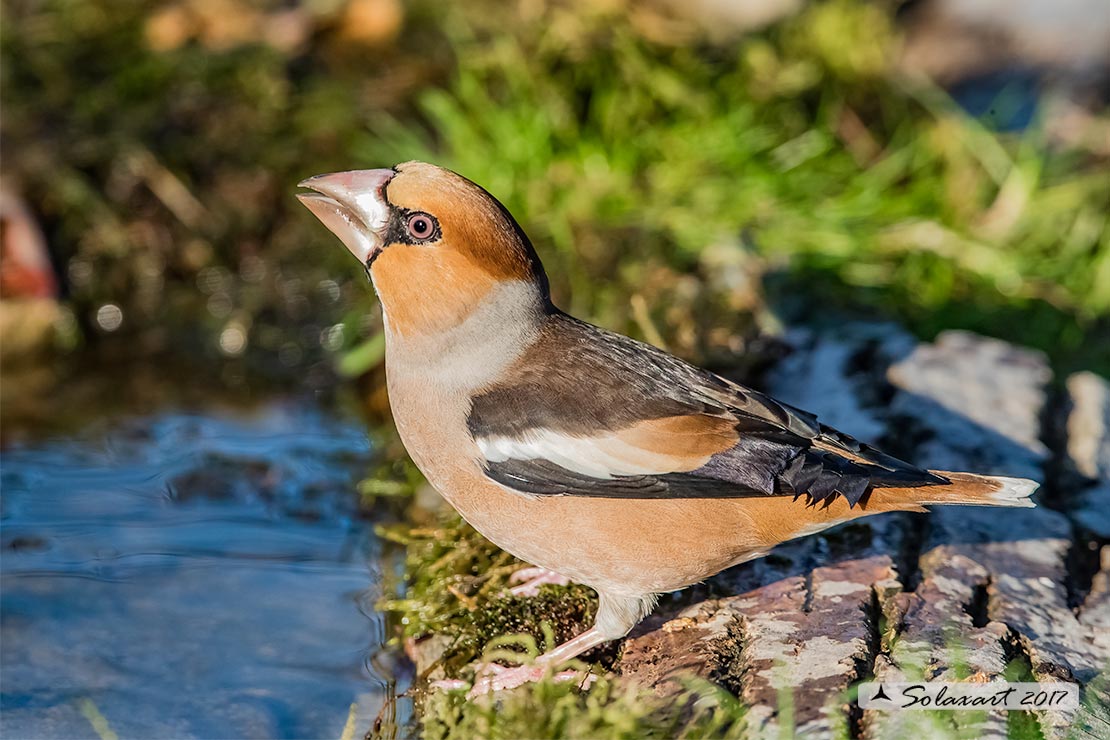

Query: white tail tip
988,476,1039,507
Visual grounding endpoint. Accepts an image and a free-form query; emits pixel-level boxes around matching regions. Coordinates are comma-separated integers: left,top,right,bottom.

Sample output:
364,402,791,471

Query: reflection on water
1,403,391,739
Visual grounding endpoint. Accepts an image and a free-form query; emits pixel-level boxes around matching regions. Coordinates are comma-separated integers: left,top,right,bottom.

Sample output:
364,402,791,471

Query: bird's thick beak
296,169,395,265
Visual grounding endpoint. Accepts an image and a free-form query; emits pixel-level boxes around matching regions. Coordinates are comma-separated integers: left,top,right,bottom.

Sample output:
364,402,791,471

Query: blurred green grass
2,0,1107,380
365,1,1109,372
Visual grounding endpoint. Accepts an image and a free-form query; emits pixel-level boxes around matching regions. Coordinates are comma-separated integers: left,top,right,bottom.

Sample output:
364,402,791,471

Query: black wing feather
484,458,768,500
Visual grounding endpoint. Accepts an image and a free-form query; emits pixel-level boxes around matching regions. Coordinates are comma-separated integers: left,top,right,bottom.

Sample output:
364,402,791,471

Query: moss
375,513,746,738
473,587,606,660
377,515,512,642
415,674,747,740
377,513,607,678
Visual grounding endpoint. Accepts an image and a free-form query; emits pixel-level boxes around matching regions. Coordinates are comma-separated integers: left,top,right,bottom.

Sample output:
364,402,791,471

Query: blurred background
1,0,1108,737
3,0,1108,425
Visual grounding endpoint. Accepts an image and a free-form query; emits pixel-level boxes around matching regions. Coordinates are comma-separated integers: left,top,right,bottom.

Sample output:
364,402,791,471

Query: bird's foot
428,678,469,692
507,566,571,597
466,661,595,699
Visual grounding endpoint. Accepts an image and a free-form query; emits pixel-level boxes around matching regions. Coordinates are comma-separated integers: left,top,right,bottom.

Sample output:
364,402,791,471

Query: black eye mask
384,206,442,246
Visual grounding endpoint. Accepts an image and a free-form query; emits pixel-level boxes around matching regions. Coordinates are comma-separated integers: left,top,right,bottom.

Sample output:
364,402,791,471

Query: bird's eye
406,212,435,240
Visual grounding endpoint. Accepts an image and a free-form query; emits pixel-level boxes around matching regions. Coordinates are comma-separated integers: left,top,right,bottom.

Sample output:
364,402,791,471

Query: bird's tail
757,470,1039,550
888,471,1038,509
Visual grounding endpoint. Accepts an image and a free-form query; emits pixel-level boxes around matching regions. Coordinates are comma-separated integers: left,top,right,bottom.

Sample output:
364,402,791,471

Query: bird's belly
386,380,754,593
385,371,860,596
461,492,774,595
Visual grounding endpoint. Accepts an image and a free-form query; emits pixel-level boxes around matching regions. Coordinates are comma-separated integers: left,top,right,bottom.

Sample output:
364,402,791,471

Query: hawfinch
297,162,1038,694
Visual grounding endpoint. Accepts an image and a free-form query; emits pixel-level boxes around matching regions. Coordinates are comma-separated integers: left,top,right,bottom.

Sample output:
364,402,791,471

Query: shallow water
1,402,392,739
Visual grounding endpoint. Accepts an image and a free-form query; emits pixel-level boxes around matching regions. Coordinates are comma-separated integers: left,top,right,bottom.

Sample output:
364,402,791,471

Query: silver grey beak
297,169,395,264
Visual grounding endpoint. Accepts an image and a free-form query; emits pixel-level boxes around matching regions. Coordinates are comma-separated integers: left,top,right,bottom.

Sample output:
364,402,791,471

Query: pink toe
509,566,548,584
507,569,572,597
429,678,469,692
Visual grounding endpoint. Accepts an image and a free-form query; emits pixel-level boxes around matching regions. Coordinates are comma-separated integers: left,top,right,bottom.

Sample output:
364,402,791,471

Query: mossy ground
374,508,1083,739
376,514,605,678
417,673,748,740
374,513,749,739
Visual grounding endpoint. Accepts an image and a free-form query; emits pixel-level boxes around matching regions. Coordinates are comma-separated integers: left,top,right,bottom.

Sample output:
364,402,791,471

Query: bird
297,162,1038,695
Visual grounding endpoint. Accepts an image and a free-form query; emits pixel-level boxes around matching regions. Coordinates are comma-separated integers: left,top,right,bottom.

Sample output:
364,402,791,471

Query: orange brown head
297,162,550,336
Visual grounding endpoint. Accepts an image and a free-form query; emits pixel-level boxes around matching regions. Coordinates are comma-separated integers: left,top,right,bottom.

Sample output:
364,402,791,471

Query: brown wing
470,313,945,506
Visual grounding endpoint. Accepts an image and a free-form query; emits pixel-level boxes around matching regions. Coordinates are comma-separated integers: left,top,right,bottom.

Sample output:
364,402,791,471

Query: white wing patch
477,428,668,479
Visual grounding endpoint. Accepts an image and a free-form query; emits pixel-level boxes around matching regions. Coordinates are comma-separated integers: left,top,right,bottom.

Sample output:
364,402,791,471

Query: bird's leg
507,566,572,597
467,592,656,698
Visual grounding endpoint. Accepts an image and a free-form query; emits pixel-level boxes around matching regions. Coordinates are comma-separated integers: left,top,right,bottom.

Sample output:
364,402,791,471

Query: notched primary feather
469,313,945,507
